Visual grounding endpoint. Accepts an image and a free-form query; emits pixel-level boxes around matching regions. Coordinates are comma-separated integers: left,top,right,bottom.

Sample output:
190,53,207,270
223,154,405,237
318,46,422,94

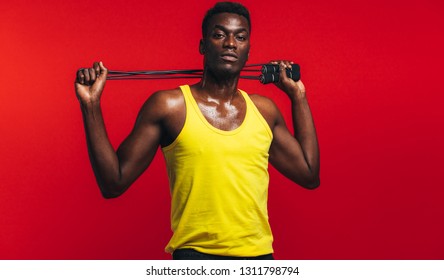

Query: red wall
1,0,443,259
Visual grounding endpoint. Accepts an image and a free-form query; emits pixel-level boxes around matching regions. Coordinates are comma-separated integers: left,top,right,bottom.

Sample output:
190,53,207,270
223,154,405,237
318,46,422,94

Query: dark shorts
173,248,274,260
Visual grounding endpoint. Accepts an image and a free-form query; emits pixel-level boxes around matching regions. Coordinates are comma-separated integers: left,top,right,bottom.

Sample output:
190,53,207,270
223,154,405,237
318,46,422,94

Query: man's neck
195,69,240,100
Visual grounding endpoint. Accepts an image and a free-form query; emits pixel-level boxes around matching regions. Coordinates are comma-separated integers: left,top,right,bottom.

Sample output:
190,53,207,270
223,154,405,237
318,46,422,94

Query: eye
236,34,248,41
213,33,225,39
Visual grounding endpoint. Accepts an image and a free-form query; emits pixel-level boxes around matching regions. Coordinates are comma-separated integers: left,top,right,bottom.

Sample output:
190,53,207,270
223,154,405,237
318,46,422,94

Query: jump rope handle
260,64,301,84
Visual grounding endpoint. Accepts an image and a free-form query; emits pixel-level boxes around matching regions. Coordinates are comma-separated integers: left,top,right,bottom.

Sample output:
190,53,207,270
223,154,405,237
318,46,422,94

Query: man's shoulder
149,87,183,103
248,93,279,114
139,87,185,119
248,93,274,107
246,93,280,128
143,87,184,107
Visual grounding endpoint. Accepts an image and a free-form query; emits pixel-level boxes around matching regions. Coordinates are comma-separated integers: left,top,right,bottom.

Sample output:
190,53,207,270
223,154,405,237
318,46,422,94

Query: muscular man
75,2,319,260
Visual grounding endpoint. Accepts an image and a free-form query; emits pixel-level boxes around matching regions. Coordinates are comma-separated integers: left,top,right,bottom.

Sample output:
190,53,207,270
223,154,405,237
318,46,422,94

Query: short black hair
202,2,251,37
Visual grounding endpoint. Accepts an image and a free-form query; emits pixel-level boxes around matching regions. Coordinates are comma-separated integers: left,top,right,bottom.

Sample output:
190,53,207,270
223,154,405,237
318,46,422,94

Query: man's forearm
290,95,320,181
81,102,124,198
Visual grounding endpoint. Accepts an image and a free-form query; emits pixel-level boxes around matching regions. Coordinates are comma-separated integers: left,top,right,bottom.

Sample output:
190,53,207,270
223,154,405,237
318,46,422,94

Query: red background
1,0,443,259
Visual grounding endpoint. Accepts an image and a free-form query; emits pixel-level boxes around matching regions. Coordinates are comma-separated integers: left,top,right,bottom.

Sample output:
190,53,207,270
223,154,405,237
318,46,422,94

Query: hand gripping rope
106,63,300,84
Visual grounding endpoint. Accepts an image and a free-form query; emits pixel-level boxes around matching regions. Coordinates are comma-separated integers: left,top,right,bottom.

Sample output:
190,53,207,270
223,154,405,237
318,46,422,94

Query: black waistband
173,248,274,260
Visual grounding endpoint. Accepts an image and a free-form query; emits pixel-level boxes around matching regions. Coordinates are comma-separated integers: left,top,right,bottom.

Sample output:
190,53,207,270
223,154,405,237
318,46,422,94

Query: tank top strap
179,84,194,112
238,89,273,139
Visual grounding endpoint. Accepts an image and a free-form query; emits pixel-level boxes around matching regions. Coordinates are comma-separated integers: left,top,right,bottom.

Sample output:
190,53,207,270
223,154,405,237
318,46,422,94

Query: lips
220,53,238,62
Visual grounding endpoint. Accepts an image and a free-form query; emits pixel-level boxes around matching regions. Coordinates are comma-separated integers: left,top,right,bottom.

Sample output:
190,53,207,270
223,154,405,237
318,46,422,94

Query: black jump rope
106,64,300,84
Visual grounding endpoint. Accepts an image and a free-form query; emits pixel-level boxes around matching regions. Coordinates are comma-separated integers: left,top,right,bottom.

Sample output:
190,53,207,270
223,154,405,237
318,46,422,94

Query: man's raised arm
268,61,320,189
75,62,162,198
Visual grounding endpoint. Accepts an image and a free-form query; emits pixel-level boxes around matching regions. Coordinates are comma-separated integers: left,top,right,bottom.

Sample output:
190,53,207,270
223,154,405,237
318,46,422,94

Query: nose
223,34,237,49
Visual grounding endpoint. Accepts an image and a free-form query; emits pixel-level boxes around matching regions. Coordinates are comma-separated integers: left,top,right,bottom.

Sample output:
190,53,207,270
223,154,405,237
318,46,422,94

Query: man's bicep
269,118,311,184
119,122,161,170
115,95,165,185
253,95,308,176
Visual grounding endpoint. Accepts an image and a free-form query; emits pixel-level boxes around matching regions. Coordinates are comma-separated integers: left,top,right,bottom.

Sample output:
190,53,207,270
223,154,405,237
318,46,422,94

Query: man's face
201,12,250,77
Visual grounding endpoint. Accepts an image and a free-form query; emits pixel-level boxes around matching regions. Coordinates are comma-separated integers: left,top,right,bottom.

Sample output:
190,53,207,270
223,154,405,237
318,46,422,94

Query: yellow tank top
162,85,273,257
